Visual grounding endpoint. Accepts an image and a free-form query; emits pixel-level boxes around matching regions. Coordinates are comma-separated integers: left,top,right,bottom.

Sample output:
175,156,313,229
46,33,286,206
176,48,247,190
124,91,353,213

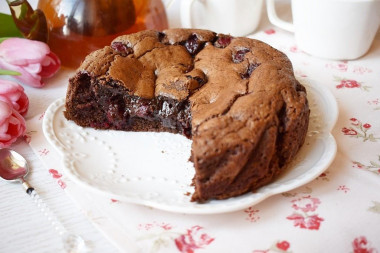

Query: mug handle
180,0,197,28
266,0,295,32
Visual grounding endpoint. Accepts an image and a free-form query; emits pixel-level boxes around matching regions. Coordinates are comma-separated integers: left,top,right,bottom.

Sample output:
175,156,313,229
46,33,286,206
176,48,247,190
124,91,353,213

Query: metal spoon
0,148,88,253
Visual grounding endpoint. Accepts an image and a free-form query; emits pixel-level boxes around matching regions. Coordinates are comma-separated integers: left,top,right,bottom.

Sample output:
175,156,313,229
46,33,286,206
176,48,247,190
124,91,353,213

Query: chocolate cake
64,29,310,202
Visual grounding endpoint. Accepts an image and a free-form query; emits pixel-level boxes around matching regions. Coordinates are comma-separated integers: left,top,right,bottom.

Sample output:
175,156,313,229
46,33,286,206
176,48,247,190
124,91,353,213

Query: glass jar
8,0,168,68
39,0,168,68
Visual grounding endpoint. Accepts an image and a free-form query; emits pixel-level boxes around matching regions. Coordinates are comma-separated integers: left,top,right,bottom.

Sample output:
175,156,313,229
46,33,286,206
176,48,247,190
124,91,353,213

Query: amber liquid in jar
37,0,168,68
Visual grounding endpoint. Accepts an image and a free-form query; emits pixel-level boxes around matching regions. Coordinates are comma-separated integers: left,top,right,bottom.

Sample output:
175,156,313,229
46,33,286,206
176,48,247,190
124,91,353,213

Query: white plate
43,81,338,214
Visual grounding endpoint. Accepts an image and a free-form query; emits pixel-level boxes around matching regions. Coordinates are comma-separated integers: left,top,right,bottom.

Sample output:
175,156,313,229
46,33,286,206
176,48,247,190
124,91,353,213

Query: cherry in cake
65,29,310,202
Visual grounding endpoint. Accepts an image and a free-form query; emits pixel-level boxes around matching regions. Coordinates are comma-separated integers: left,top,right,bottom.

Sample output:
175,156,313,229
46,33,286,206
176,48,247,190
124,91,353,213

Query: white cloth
24,29,380,253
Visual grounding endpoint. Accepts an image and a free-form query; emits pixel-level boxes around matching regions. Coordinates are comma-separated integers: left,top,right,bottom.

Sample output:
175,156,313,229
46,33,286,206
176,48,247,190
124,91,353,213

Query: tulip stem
0,69,21,76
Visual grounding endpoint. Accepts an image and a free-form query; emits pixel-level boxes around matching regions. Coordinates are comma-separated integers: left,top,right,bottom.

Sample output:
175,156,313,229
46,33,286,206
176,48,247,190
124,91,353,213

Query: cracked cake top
76,29,304,132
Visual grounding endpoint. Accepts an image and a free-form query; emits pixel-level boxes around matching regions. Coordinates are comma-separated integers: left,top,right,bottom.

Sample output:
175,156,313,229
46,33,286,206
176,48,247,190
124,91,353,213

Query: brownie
64,29,310,202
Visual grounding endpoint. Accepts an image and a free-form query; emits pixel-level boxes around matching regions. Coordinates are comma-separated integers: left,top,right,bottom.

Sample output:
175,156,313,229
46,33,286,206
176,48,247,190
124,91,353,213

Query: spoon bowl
0,148,29,181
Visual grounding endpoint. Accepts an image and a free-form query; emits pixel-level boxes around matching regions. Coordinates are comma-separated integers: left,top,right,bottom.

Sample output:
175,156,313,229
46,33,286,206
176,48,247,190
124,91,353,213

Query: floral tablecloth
25,28,380,253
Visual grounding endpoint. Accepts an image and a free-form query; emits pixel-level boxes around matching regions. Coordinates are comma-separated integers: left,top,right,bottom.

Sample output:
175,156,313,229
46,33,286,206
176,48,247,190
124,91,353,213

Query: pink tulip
0,100,26,148
0,38,60,88
0,79,29,116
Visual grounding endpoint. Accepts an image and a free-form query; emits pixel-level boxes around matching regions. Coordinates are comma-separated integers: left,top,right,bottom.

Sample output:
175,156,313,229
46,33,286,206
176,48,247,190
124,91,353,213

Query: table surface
1,1,380,253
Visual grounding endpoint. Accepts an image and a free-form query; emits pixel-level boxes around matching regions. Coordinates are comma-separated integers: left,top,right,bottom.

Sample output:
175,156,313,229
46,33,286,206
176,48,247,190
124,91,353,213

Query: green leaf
368,134,377,142
362,85,372,92
0,37,11,43
368,201,380,214
0,13,23,38
0,69,21,76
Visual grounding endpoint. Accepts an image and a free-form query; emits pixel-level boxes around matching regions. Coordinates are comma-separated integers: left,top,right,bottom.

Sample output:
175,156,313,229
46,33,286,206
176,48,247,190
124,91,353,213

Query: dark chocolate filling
66,32,262,141
66,72,192,138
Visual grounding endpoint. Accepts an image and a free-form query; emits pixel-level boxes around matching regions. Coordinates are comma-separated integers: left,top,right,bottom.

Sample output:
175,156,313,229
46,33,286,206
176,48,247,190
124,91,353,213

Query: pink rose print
38,111,45,120
334,77,370,91
325,63,372,74
175,226,214,253
48,169,66,189
244,207,260,222
367,99,380,111
325,62,348,72
352,156,380,175
341,118,379,142
295,69,307,78
161,223,172,231
352,236,378,253
291,195,321,212
353,66,373,75
290,45,300,53
363,123,371,129
252,240,292,253
286,213,324,230
337,185,350,193
276,241,290,251
264,29,276,35
286,195,324,230
350,118,360,126
368,99,379,105
342,127,357,136
138,221,173,231
57,180,66,189
38,148,50,156
352,162,364,169
49,169,62,179
337,79,360,88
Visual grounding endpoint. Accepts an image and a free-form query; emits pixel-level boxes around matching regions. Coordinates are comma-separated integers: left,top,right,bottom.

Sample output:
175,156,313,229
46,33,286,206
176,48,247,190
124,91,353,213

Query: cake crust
65,29,310,202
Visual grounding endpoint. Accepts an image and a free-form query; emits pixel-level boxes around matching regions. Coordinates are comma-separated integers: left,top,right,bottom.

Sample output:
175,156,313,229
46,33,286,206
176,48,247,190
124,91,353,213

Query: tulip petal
0,79,29,115
0,100,12,123
39,52,61,78
0,59,43,88
23,62,43,76
0,83,23,94
0,38,60,88
0,38,50,66
0,101,26,147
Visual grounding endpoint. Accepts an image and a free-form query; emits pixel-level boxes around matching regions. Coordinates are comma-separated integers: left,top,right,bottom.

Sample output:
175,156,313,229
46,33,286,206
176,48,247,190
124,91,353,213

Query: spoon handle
22,181,88,252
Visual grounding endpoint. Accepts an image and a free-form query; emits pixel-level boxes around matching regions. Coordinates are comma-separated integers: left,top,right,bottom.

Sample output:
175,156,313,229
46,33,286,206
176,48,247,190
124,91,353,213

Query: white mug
267,0,380,60
180,0,264,37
